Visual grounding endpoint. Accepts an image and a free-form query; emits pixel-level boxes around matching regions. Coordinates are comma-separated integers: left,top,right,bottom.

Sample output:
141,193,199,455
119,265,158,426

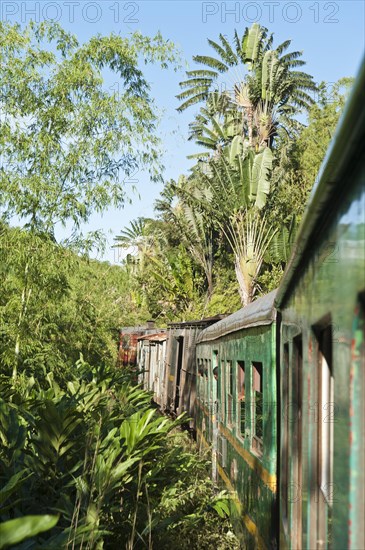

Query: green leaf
244,23,261,63
0,515,59,548
0,470,30,506
212,499,231,517
251,148,273,208
227,135,243,164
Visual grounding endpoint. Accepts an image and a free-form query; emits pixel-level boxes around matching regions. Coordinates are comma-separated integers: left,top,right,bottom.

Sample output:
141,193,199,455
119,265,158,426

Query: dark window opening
204,359,209,404
318,325,333,503
220,359,225,424
237,361,245,436
252,362,263,454
227,360,233,426
292,335,303,548
174,336,184,412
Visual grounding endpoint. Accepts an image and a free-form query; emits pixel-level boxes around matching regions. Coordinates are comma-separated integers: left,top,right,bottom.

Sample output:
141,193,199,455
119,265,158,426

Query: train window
204,358,208,376
202,360,207,404
252,362,263,455
212,351,219,421
198,361,202,402
204,359,209,405
318,326,333,504
227,361,233,427
196,359,199,400
200,360,204,403
313,320,333,548
237,361,245,437
220,360,225,424
208,359,212,409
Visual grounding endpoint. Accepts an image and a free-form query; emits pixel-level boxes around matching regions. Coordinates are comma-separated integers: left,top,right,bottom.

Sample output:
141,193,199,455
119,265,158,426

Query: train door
212,350,219,483
174,336,184,413
147,342,152,391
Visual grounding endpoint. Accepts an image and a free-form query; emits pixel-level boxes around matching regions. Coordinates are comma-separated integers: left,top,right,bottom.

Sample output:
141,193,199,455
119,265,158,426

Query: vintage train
133,60,365,549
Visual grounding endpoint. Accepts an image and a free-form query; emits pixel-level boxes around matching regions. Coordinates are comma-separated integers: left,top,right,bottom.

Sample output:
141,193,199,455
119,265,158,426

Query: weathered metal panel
162,318,224,424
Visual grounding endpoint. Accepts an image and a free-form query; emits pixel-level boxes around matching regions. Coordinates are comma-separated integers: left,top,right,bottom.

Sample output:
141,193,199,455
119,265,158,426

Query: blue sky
4,1,364,262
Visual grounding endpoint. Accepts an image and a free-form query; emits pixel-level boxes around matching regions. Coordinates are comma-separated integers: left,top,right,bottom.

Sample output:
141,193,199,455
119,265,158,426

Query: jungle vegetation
0,19,352,549
116,25,353,315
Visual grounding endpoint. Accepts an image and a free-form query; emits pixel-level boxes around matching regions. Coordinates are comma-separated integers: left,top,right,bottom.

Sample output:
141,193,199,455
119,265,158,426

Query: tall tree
0,21,178,235
175,23,317,305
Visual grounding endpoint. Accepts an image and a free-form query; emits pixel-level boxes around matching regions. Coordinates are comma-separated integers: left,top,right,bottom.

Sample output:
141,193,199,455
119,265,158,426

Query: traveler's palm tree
195,157,276,305
175,23,317,305
226,210,277,305
177,23,317,146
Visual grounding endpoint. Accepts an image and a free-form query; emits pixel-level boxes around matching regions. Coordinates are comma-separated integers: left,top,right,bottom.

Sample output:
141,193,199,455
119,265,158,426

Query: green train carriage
196,291,278,549
276,59,365,550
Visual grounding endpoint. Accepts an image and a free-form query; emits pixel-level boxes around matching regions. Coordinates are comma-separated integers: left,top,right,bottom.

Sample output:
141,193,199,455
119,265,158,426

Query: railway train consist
132,62,365,549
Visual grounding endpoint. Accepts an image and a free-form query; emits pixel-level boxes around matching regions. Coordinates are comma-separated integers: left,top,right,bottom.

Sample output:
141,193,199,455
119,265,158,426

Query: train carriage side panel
196,291,278,549
276,60,365,550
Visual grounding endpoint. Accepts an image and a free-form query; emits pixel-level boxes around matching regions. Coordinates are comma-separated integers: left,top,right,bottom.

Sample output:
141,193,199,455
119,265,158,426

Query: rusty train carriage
137,332,167,402
164,316,226,426
118,321,160,366
276,60,365,550
195,291,278,549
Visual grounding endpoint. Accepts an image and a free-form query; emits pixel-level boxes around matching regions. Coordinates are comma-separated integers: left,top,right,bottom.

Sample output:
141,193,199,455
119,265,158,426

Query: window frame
311,313,335,547
251,361,264,456
312,319,334,549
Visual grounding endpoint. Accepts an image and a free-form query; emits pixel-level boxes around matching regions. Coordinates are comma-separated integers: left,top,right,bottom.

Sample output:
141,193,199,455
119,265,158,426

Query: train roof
276,58,365,308
120,326,159,334
167,314,227,330
196,290,277,343
137,332,167,342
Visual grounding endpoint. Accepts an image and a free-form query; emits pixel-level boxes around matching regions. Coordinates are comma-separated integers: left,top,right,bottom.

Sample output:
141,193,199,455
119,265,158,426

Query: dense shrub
0,361,239,549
